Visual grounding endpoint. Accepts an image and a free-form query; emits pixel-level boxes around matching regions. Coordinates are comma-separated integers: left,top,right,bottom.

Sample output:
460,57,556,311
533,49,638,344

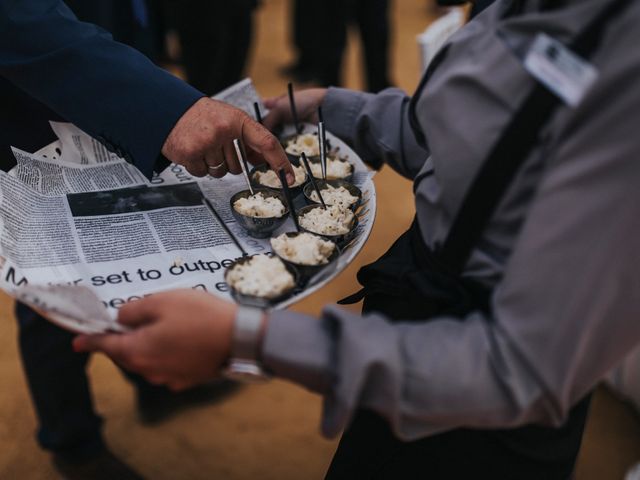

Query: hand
73,290,237,391
162,97,294,184
263,88,328,132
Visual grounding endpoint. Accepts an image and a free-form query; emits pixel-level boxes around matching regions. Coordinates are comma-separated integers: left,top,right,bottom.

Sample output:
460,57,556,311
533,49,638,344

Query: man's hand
263,88,328,132
73,290,237,391
162,97,294,184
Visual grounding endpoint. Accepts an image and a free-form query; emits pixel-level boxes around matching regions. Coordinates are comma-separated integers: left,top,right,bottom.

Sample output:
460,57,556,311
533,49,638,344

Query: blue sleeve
0,0,203,177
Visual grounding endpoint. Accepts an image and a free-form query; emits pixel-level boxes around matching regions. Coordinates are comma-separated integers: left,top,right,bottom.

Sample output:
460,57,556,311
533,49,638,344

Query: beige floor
1,1,639,479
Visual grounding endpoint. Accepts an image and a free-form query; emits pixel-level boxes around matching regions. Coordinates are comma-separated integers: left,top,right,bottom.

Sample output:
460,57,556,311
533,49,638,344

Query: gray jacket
262,0,640,440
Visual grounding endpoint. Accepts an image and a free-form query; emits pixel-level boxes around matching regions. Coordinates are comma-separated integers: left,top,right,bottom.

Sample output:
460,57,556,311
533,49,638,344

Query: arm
264,80,640,439
323,87,430,179
264,87,430,180
74,132,640,440
0,0,293,181
0,0,201,177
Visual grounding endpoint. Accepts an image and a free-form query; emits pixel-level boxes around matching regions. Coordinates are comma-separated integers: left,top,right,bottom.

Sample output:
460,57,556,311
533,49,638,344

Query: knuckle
260,132,280,152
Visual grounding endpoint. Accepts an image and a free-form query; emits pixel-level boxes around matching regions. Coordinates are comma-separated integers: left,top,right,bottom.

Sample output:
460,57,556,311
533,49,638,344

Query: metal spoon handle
233,138,254,195
278,169,300,231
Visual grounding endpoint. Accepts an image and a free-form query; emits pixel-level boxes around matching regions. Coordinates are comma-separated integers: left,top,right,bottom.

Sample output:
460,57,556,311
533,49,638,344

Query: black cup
224,253,300,308
270,231,341,285
230,188,289,239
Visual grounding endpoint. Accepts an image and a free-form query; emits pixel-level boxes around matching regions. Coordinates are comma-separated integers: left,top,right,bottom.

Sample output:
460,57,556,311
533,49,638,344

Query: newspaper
0,81,376,333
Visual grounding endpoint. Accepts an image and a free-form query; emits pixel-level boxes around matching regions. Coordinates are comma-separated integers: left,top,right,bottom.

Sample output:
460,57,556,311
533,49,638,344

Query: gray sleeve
322,87,430,180
262,95,640,439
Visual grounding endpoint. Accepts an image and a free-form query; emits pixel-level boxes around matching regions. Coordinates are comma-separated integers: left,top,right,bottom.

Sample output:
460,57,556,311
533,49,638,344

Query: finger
73,333,129,361
263,94,286,109
241,118,294,185
205,150,227,179
245,148,265,167
224,144,241,175
184,159,208,177
262,94,290,131
118,296,160,328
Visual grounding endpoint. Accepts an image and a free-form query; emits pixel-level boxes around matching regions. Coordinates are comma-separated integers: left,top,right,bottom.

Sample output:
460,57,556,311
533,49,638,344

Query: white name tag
524,33,599,107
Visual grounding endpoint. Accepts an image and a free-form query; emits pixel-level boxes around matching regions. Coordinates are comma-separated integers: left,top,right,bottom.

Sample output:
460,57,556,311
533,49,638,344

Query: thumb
73,332,128,357
263,94,287,109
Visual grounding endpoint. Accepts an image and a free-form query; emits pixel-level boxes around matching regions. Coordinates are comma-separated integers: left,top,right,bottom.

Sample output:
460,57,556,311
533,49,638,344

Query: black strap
437,0,633,274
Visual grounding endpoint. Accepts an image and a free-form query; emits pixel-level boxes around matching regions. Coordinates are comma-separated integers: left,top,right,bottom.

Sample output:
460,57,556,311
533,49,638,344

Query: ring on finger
207,162,226,172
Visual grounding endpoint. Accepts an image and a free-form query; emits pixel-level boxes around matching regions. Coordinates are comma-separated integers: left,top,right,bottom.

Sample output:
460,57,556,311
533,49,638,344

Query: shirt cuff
262,309,333,395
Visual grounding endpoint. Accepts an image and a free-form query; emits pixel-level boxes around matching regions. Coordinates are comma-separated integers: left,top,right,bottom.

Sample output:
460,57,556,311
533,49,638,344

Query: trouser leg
212,0,256,92
326,397,590,479
172,0,219,95
16,303,105,459
314,0,348,87
355,0,392,92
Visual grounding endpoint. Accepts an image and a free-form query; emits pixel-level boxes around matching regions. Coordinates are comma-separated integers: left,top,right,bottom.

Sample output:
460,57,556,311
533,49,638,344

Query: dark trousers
349,0,392,92
326,399,589,479
17,303,105,458
16,303,176,458
172,0,256,95
290,0,391,91
0,86,170,458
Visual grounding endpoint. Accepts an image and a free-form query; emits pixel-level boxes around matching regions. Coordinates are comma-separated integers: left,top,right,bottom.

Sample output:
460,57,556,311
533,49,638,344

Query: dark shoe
53,449,144,480
137,379,240,425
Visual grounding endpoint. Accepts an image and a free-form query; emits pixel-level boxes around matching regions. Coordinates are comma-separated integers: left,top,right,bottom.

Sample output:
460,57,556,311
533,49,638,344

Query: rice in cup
226,254,295,299
253,164,307,188
309,184,359,209
271,232,336,266
310,156,353,180
233,192,286,218
299,205,355,236
284,132,321,157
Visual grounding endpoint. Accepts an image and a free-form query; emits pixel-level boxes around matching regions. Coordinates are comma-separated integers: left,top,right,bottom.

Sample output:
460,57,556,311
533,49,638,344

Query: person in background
77,0,640,478
282,0,392,92
0,1,291,478
170,0,259,95
64,0,157,59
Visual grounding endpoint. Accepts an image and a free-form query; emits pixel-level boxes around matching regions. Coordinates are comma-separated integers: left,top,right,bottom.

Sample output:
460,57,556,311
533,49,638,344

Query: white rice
233,192,285,218
309,184,359,209
254,164,306,188
226,254,295,299
299,205,355,236
271,233,336,266
310,156,353,180
285,133,320,157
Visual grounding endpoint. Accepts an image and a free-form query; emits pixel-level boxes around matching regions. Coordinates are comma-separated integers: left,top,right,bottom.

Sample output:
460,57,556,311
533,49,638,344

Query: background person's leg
16,303,105,460
354,0,392,92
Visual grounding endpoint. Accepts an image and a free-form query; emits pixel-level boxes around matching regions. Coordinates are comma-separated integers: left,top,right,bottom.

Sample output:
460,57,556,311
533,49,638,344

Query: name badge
524,33,599,107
